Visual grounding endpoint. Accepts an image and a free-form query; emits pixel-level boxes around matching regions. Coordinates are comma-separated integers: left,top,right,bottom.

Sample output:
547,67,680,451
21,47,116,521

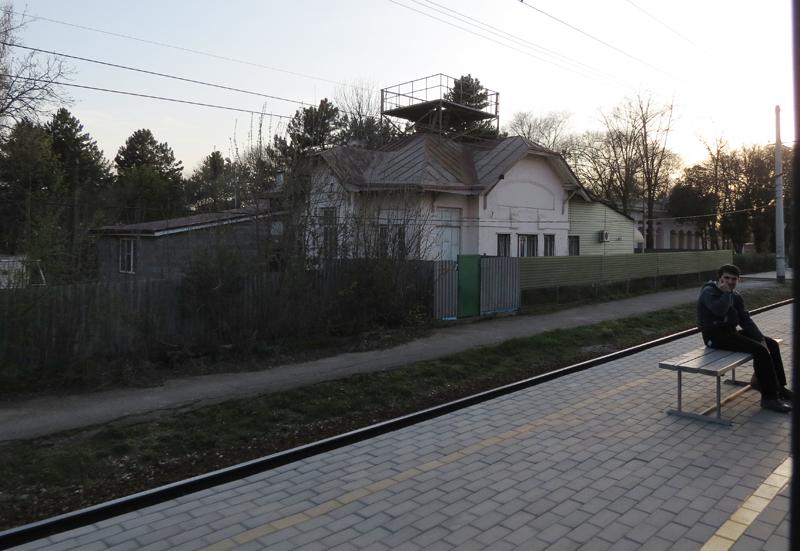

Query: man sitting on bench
697,264,793,413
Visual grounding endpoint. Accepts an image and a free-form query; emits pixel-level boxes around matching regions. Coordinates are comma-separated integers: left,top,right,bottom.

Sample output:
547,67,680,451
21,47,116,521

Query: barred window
543,234,555,256
497,234,510,257
518,234,537,257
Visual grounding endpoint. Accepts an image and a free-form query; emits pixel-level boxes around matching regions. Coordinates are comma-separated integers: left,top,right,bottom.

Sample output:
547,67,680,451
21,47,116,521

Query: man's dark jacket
696,280,763,344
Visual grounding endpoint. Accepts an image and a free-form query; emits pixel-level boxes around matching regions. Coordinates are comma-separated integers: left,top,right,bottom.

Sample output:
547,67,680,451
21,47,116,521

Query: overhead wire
1,43,406,136
622,0,707,53
3,194,786,229
2,42,312,107
385,0,630,89
515,0,681,81
11,8,353,89
0,73,294,119
411,0,620,83
10,6,792,172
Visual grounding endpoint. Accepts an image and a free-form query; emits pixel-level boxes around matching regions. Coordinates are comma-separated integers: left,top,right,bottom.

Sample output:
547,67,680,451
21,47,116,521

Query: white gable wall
313,152,579,260
479,155,569,256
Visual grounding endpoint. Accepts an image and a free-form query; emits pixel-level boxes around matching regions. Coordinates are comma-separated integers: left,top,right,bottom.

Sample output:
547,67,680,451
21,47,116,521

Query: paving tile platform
10,305,793,551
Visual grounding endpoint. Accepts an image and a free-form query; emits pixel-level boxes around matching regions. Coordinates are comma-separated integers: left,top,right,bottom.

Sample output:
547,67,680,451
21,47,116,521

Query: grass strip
0,284,792,530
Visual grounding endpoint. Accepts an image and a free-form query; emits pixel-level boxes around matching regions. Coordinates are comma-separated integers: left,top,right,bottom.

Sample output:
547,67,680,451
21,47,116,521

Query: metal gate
457,255,481,318
433,260,457,320
480,256,520,315
433,256,520,320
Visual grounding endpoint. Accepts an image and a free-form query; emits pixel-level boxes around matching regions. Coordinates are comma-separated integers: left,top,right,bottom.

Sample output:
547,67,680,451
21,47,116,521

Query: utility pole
774,106,786,283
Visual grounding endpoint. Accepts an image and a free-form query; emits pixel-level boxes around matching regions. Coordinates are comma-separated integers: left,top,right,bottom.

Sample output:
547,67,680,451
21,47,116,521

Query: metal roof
321,133,589,197
90,207,273,237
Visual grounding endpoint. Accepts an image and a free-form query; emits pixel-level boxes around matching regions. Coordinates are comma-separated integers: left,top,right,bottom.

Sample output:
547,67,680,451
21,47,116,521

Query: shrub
733,253,776,275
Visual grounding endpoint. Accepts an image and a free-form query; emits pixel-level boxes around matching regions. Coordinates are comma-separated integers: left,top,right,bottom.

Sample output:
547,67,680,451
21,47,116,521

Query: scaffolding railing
381,73,499,118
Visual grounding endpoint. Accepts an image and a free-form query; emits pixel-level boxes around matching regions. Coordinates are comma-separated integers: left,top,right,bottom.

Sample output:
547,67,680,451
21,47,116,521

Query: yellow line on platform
199,376,654,550
700,457,791,551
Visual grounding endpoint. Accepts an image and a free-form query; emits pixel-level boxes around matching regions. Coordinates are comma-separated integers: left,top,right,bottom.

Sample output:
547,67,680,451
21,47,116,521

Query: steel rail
0,297,793,549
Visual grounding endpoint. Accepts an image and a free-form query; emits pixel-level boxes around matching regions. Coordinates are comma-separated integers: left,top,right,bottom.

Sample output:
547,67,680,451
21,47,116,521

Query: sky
15,0,797,175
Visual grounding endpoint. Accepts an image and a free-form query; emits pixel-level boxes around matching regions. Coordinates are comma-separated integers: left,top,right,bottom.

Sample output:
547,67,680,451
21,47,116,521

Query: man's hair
718,264,741,277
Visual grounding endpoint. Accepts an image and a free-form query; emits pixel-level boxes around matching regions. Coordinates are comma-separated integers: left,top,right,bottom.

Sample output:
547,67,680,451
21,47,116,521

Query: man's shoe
779,387,794,401
761,398,792,413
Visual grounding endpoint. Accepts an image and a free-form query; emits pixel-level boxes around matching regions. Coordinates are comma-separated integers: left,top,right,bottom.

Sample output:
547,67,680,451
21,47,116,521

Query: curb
0,298,793,549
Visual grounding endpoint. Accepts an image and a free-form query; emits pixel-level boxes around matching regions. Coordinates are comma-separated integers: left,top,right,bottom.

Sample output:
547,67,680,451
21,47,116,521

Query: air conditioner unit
599,230,610,242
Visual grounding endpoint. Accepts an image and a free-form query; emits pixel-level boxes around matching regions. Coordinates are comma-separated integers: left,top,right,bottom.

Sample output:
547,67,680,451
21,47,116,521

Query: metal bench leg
725,366,749,387
666,370,733,426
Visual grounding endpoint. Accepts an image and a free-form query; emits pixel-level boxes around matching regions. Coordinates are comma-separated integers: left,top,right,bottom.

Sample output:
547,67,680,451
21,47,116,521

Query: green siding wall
569,200,635,255
519,250,733,289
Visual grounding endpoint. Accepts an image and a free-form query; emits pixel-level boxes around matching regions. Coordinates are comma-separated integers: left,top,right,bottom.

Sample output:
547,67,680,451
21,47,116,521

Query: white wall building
629,199,703,250
310,134,637,261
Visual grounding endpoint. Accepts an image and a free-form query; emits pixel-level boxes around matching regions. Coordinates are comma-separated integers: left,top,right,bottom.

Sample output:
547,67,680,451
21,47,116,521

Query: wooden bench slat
660,347,741,367
659,350,744,371
659,339,783,372
669,350,749,370
659,339,782,425
678,353,754,376
660,348,715,366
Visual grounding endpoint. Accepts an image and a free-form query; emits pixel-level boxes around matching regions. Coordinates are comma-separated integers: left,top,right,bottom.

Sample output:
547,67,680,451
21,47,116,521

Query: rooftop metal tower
380,73,499,139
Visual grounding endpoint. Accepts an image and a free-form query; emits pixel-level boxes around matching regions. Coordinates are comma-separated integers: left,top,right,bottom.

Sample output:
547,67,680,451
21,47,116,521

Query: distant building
629,199,703,250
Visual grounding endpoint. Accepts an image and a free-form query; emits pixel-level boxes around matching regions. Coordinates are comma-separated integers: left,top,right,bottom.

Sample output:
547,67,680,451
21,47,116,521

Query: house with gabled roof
310,132,638,261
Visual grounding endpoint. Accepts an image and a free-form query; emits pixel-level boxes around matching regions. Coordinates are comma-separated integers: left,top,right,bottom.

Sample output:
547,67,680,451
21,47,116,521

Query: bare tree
335,80,399,148
0,3,71,132
572,130,613,197
335,80,380,125
507,110,572,153
572,101,642,216
602,99,643,216
635,94,676,248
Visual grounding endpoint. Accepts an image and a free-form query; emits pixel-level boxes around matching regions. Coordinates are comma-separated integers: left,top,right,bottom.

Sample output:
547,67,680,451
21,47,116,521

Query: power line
13,9,351,88
5,195,787,228
2,42,312,108
386,0,627,89
0,73,294,119
4,42,425,126
623,0,706,54
413,0,619,83
644,205,783,223
516,0,680,81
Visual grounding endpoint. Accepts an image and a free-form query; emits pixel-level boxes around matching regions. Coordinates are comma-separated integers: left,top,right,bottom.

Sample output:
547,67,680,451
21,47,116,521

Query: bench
658,339,783,425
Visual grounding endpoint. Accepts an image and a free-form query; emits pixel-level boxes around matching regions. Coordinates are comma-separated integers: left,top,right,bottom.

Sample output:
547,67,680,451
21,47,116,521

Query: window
436,207,461,261
497,234,510,257
377,224,407,259
543,234,555,256
320,207,337,258
394,225,407,259
378,225,389,258
518,234,538,257
568,236,580,256
119,238,136,273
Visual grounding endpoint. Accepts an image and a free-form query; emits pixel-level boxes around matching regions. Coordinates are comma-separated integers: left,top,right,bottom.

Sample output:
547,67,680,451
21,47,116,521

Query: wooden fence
0,260,433,373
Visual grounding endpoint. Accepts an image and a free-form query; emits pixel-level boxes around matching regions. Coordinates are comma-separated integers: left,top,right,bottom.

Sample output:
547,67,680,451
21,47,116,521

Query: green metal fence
519,250,733,290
